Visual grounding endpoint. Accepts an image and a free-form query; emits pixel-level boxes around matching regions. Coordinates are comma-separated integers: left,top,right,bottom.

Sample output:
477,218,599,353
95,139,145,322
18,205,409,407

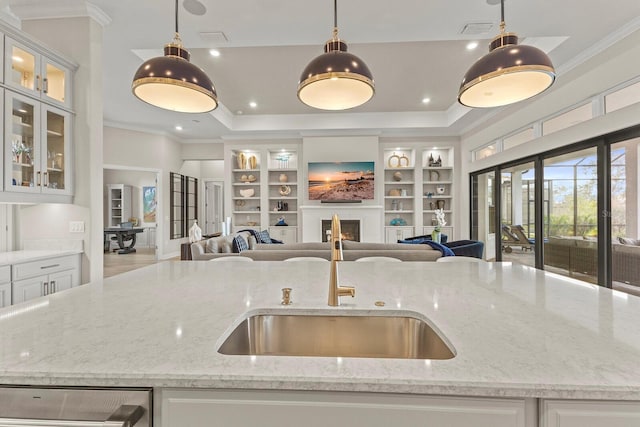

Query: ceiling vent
198,31,229,43
460,22,494,35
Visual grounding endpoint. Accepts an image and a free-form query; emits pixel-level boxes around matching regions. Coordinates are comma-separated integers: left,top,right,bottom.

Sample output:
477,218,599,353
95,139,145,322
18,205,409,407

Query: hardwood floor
103,248,160,278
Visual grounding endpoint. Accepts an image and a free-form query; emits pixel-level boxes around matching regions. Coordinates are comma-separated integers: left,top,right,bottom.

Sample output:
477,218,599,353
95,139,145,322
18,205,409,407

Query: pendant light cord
499,0,506,32
332,0,339,39
175,0,179,33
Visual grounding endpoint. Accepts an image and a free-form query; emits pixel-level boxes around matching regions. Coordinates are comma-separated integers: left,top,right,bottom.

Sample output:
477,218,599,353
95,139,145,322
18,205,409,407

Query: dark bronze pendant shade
458,0,555,108
132,0,217,113
297,0,375,110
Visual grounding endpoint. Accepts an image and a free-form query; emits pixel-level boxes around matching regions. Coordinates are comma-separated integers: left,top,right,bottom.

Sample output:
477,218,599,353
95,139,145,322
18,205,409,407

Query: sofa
544,236,640,286
190,232,442,262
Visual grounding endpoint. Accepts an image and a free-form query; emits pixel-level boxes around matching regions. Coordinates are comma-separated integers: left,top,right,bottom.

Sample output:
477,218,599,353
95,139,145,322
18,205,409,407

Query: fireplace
321,219,360,242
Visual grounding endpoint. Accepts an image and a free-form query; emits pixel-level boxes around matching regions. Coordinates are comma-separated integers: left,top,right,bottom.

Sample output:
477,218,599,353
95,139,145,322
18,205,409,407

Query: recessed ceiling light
175,125,183,131
422,97,431,104
236,110,244,115
249,101,257,108
209,49,221,57
466,41,479,50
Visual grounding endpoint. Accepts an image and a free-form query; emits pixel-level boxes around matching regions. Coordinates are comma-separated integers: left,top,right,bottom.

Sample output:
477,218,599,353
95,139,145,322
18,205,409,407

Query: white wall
20,17,103,283
301,136,380,205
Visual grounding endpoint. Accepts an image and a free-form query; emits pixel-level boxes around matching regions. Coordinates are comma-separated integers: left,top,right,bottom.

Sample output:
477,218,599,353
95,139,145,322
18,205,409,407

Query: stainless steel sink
218,311,455,360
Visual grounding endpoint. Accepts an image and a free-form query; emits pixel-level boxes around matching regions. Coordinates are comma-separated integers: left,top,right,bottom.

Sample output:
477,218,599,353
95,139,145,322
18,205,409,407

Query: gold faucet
328,214,355,306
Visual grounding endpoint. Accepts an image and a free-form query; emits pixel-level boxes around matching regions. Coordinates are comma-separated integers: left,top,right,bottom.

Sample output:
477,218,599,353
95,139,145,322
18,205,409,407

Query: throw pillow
256,230,272,244
618,237,640,246
205,238,219,253
232,235,249,253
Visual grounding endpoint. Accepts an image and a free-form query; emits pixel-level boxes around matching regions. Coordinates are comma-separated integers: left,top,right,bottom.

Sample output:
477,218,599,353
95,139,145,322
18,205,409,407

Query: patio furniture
502,224,534,253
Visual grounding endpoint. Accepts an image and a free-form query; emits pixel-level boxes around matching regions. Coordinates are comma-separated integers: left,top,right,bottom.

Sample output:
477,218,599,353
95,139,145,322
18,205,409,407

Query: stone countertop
0,249,83,267
0,261,639,400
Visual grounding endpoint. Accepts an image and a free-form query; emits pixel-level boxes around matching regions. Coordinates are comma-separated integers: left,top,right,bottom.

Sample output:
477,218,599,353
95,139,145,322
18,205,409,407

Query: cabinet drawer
12,255,79,281
0,265,10,284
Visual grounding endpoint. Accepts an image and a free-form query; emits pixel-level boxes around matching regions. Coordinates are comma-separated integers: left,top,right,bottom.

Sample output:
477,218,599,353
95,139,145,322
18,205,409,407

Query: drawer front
12,255,80,281
0,265,10,284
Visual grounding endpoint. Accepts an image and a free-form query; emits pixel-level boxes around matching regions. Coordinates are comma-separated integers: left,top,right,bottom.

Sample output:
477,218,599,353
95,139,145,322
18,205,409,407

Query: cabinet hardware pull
0,404,144,426
43,172,49,187
51,280,56,293
36,74,41,92
40,264,60,269
43,77,49,93
36,171,41,186
43,281,48,296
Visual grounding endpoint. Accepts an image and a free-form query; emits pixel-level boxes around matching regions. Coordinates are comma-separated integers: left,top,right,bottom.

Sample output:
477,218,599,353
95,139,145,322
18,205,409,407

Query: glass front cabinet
4,91,71,195
5,37,71,109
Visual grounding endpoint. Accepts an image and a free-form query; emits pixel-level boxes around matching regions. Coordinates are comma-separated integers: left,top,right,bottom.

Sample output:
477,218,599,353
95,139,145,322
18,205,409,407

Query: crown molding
10,0,111,27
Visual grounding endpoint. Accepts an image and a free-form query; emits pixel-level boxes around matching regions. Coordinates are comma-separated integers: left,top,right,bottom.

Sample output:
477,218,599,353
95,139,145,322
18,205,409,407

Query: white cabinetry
4,92,72,195
267,149,298,242
11,254,80,304
383,149,415,243
227,145,300,240
422,148,454,237
231,150,261,230
162,390,532,427
0,265,10,308
268,226,297,244
541,400,640,427
0,24,76,203
385,226,415,243
5,36,72,108
107,184,132,227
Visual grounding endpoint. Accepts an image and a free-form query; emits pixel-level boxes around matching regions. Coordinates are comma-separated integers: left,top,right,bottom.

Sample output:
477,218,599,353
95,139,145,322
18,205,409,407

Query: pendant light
297,0,375,110
132,0,217,113
458,0,555,108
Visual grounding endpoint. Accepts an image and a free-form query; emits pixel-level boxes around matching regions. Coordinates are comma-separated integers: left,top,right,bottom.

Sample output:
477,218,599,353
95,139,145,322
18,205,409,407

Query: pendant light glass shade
297,1,374,110
132,1,217,113
458,1,555,108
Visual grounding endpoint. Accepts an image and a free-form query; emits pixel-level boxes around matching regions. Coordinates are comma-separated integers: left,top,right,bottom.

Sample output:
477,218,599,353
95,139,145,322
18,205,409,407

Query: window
473,144,498,161
543,148,599,284
503,127,535,151
605,80,640,113
542,103,593,136
170,172,198,239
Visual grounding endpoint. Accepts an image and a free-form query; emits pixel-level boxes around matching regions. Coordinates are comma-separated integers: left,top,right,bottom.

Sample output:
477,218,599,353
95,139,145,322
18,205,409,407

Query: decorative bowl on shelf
390,217,407,226
246,221,258,226
239,188,255,198
392,171,402,181
279,185,291,196
242,174,256,183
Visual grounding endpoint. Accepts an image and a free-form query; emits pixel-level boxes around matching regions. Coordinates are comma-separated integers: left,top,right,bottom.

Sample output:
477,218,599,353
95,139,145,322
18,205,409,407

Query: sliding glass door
610,138,640,296
500,162,536,267
471,170,496,260
542,148,599,282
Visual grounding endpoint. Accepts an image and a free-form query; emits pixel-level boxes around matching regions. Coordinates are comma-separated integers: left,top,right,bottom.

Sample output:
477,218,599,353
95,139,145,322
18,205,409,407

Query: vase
431,230,441,244
279,173,288,183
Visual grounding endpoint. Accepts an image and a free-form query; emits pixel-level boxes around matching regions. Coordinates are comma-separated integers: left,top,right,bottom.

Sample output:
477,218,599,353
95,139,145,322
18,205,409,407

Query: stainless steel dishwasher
0,386,151,426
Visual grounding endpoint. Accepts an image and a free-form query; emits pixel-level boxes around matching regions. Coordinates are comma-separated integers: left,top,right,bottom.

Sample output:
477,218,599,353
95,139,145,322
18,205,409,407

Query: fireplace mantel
300,205,384,242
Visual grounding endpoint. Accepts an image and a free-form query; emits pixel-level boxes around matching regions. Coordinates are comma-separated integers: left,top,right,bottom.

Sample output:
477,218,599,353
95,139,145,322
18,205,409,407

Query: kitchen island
0,260,639,426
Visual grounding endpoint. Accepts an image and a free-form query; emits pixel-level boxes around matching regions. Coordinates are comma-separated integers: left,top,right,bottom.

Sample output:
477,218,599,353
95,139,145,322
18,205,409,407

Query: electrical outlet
69,221,85,233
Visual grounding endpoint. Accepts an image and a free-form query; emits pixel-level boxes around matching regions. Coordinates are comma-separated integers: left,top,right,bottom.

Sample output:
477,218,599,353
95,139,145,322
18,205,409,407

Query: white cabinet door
0,282,11,307
12,275,46,304
541,400,640,427
49,269,75,293
385,226,414,243
162,390,529,427
269,226,297,244
5,37,72,109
